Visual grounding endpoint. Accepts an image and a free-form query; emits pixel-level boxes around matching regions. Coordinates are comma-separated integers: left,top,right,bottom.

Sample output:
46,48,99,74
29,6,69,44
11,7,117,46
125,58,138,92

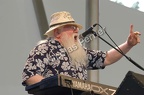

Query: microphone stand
92,31,144,71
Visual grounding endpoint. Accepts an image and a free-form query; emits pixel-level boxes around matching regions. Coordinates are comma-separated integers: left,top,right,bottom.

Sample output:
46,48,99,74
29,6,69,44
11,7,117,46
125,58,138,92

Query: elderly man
22,11,140,86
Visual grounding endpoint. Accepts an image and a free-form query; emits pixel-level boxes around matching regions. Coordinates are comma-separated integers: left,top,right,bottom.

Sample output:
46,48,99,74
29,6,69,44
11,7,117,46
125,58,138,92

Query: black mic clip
79,23,97,39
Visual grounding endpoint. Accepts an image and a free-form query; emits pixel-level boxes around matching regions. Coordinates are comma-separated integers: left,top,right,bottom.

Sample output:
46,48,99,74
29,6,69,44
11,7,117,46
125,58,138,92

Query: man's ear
54,29,61,38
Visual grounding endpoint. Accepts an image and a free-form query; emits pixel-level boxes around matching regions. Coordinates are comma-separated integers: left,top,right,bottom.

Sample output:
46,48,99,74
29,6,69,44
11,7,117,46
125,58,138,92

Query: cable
65,80,74,95
97,24,124,55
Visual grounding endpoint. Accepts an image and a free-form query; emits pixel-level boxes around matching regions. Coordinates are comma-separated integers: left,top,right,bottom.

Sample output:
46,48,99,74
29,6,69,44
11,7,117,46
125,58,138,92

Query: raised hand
127,24,141,47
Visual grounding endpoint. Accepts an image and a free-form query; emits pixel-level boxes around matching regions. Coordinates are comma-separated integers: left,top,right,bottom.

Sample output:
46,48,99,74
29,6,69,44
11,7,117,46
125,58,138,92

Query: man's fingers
134,32,141,43
132,32,141,43
130,24,134,34
134,31,141,35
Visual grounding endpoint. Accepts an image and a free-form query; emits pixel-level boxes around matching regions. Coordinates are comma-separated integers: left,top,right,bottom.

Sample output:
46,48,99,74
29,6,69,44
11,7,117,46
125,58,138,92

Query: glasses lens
71,26,78,31
64,25,79,31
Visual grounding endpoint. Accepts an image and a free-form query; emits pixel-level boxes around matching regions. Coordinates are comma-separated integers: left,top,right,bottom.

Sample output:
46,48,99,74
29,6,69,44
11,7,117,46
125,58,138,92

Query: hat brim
44,22,82,37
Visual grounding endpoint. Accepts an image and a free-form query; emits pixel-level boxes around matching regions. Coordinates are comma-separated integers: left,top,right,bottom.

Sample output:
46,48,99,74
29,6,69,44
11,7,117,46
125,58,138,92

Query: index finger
130,24,134,34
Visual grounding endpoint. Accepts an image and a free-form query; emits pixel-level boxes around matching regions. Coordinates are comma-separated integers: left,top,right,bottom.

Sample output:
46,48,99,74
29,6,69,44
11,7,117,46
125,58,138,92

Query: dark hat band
50,21,75,28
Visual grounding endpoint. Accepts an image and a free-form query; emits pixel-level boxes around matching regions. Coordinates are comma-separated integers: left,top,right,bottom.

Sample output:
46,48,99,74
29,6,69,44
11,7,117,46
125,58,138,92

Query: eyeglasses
63,25,79,31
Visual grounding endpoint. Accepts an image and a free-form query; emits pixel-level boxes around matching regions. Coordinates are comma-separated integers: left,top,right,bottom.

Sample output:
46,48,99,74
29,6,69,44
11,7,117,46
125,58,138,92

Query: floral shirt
22,37,106,86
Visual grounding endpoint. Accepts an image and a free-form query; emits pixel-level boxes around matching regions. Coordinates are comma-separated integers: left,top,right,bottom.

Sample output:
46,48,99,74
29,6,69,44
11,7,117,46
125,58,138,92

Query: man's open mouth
74,34,78,42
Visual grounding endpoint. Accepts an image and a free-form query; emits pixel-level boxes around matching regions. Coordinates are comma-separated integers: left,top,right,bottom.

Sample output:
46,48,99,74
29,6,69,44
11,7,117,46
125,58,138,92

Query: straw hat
44,11,82,37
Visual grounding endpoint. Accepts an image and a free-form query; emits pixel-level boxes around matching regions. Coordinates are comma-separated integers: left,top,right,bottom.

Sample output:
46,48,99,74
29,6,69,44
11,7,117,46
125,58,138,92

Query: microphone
79,23,97,39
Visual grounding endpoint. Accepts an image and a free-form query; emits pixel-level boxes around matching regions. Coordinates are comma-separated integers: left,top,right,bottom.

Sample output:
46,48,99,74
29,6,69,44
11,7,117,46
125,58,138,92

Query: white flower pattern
22,37,106,86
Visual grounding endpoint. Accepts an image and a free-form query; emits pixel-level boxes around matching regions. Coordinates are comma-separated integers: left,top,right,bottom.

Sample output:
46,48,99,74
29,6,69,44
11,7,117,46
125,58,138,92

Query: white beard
60,33,88,67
